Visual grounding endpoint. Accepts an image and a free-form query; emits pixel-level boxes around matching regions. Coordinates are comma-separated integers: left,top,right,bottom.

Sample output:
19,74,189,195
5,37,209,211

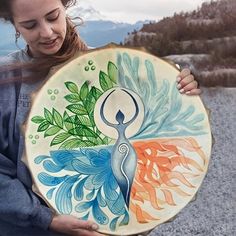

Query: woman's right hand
49,214,105,236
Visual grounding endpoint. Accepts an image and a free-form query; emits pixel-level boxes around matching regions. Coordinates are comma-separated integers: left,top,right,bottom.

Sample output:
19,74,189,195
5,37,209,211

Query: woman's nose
39,23,53,38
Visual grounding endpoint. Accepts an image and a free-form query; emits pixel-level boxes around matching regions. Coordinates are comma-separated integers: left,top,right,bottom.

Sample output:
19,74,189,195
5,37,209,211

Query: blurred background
0,0,235,86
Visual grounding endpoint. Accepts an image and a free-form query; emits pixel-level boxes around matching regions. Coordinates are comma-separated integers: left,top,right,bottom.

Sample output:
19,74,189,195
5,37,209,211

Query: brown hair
0,0,88,83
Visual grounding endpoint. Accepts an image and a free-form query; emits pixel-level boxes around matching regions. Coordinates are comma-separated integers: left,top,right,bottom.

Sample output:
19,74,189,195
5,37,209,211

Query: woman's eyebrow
18,8,60,24
45,8,60,17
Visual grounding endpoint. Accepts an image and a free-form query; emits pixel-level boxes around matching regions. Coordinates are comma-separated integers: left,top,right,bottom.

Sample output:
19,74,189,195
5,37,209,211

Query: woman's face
11,0,67,57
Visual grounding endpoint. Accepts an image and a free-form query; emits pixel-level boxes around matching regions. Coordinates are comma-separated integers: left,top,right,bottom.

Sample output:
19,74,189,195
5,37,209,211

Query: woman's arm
0,82,54,230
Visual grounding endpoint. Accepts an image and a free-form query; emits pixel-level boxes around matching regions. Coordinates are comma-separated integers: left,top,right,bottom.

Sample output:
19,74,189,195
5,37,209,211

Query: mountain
124,0,236,86
78,20,146,48
67,2,147,47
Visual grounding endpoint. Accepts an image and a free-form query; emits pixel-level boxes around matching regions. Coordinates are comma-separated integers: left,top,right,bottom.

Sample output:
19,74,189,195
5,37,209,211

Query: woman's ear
15,30,21,44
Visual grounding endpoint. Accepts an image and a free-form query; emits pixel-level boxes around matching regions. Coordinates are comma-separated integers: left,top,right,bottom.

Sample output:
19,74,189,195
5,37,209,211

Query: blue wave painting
35,147,129,231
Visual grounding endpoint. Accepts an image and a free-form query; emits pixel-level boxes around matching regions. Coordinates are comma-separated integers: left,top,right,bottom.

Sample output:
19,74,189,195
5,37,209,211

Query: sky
81,0,209,23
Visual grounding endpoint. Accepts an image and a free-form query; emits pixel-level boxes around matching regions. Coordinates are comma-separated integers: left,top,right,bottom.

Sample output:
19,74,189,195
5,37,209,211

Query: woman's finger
177,74,195,89
185,88,202,95
72,220,99,231
177,68,191,81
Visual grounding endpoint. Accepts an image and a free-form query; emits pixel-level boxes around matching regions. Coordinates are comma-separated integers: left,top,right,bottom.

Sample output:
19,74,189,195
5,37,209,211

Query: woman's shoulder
0,50,25,97
0,49,29,65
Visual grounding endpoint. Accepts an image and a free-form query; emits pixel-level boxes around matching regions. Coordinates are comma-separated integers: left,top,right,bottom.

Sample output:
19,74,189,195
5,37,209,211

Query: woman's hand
176,68,201,95
49,214,105,236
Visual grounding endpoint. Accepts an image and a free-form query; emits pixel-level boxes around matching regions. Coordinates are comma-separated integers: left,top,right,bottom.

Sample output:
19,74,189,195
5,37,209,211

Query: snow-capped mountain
66,2,148,47
67,1,105,21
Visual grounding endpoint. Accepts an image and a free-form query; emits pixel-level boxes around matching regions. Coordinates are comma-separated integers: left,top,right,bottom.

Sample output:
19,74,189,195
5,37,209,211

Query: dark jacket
0,50,63,236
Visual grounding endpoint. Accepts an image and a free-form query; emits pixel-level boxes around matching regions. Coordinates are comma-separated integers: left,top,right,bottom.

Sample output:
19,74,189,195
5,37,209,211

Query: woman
0,0,201,235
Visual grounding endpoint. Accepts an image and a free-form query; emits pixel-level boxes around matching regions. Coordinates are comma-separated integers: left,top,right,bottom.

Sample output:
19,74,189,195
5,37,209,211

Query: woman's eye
47,12,60,21
23,22,37,30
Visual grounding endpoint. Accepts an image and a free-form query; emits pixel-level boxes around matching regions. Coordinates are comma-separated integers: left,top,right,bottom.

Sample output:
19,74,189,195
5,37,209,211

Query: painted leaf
55,176,79,214
91,86,103,100
119,211,129,226
66,104,87,115
93,170,107,186
84,90,96,114
108,61,118,83
110,192,126,215
53,108,63,128
31,116,45,124
75,201,93,213
92,199,109,225
77,116,93,127
80,81,89,101
38,172,68,186
46,188,56,200
97,189,107,207
65,81,79,93
88,112,96,127
59,139,94,149
103,137,109,145
44,126,61,137
69,126,84,136
64,94,81,103
34,155,49,164
99,71,113,91
74,177,87,201
51,132,71,146
104,180,119,201
63,112,74,131
72,159,104,174
43,160,64,173
50,150,80,166
86,188,95,200
110,217,119,231
83,127,99,138
37,121,50,132
96,137,105,145
145,59,157,96
44,108,54,124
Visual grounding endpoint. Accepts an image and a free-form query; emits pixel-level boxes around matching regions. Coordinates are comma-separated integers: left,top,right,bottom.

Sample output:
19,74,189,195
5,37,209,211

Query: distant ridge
124,0,236,86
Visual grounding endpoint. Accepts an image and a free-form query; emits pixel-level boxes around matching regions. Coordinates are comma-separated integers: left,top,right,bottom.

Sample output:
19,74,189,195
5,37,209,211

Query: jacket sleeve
0,66,53,230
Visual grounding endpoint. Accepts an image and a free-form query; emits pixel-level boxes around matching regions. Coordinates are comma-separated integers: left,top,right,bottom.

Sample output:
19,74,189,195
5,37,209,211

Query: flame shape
130,138,207,223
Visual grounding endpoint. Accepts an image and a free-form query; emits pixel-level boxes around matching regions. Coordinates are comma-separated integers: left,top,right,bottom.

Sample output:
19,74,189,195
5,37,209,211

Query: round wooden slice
24,46,212,235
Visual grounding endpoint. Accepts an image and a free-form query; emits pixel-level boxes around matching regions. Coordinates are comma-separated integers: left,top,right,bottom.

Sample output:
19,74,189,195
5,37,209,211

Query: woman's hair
0,0,77,22
0,0,88,83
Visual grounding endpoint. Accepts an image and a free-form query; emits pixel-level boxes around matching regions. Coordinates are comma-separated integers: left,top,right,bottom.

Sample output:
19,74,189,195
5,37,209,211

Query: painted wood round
24,47,212,235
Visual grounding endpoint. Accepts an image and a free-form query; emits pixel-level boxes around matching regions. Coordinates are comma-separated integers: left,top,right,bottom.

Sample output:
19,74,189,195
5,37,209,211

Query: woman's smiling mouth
40,37,59,48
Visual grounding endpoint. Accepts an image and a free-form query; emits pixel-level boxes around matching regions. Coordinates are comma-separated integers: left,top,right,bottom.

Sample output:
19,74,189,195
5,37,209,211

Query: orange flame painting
130,137,207,223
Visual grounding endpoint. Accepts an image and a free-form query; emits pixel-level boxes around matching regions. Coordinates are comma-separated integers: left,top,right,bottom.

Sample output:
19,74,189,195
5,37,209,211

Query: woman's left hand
176,68,201,95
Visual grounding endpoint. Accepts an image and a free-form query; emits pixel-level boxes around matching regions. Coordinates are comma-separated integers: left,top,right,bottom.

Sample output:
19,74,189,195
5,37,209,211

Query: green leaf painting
99,71,113,92
108,61,118,83
65,81,79,93
31,61,117,148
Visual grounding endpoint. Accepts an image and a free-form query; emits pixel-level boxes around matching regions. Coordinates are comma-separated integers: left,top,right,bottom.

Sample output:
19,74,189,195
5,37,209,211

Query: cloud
80,0,207,23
